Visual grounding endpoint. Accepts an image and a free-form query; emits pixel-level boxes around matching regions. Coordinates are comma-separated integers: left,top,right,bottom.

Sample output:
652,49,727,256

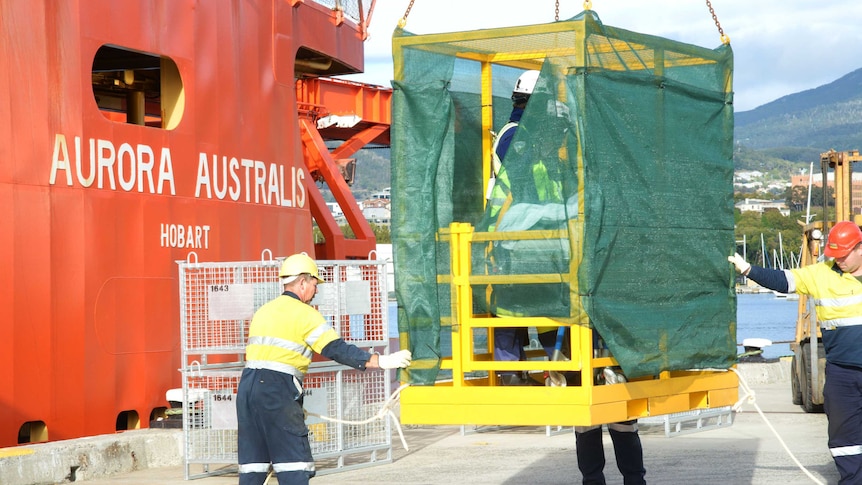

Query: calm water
736,292,798,359
388,292,799,360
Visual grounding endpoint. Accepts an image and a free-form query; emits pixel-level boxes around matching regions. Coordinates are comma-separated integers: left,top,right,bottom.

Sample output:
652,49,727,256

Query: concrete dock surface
6,362,841,484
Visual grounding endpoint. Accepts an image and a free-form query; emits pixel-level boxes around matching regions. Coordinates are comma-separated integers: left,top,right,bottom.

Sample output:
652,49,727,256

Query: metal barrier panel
177,256,392,479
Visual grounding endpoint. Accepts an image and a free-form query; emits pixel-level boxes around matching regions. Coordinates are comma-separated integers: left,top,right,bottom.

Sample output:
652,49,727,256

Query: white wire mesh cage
176,256,394,479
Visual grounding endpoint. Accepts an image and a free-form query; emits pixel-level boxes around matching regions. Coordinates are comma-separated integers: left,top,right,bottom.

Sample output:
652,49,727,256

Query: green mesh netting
391,10,737,383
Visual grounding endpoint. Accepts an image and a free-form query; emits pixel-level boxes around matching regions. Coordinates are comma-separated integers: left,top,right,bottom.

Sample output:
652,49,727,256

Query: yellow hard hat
279,253,324,282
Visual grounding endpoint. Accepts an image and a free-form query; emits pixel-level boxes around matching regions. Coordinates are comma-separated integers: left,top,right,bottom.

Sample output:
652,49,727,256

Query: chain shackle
398,0,416,29
706,0,730,45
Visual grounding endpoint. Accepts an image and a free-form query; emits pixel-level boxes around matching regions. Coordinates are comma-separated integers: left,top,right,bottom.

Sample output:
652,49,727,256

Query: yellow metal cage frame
394,12,737,427
399,222,737,427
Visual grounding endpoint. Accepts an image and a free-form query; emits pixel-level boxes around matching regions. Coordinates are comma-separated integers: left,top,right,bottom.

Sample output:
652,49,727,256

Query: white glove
728,253,751,275
377,349,412,369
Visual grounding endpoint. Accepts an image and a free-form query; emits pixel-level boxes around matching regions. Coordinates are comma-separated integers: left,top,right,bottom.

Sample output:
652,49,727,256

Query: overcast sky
343,0,862,112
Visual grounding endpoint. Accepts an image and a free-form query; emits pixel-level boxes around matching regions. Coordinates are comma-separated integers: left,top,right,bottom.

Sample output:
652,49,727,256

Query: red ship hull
0,0,380,447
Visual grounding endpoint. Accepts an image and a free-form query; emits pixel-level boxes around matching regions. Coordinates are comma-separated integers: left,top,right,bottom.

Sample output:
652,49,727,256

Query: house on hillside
735,198,789,216
361,197,390,225
326,202,344,222
734,170,763,182
733,170,789,194
370,187,390,200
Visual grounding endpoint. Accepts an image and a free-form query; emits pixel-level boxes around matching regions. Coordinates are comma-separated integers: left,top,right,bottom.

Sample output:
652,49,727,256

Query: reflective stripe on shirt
814,292,862,308
248,335,313,361
819,315,862,330
245,294,340,374
810,287,862,329
305,324,333,349
245,360,304,379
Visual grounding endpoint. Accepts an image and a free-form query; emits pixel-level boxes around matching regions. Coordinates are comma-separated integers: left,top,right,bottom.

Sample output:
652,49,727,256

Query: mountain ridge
737,68,862,127
735,67,862,155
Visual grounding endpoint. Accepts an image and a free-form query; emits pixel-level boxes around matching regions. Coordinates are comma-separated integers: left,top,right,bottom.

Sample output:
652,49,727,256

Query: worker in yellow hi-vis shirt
236,253,412,485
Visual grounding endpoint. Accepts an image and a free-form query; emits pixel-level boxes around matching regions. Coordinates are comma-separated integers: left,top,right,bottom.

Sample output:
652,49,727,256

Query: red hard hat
824,221,862,258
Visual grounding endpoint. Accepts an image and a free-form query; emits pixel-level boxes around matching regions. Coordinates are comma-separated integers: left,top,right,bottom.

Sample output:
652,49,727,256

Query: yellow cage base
399,370,738,427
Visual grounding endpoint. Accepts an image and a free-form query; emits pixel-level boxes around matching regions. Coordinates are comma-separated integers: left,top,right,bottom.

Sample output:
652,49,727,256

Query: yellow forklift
792,149,862,412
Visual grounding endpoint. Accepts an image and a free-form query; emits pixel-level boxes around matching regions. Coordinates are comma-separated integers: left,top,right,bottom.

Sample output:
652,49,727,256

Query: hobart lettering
161,224,211,249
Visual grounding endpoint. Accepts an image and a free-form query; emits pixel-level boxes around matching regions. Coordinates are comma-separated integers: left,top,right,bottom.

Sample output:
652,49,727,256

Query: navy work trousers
824,361,862,484
493,327,528,363
237,368,314,485
575,421,646,485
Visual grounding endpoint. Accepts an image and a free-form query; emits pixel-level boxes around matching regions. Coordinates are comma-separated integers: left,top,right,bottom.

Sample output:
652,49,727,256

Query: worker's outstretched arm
728,253,790,293
321,339,412,370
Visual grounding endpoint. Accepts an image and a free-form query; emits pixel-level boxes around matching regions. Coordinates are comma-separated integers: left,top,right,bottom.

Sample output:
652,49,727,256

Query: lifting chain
705,0,730,45
398,0,416,29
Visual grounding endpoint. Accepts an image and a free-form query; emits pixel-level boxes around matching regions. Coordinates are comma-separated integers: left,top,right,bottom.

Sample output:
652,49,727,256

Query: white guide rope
264,383,412,484
305,382,412,452
731,367,824,485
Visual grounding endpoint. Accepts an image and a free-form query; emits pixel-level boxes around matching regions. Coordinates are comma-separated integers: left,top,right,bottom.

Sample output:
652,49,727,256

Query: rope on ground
731,367,825,485
306,382,412,452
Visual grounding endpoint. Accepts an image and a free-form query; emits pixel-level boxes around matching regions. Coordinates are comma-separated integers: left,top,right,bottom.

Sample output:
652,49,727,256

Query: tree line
313,223,391,244
733,183,835,268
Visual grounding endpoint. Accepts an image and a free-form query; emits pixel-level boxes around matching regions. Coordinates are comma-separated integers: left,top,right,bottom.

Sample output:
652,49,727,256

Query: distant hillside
735,68,862,155
319,146,391,203
350,147,391,199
